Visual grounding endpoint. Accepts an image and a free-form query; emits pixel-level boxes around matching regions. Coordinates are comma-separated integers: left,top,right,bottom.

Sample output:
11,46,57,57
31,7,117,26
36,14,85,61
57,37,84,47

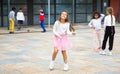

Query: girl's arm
53,21,61,37
16,12,18,20
88,20,95,29
23,13,25,21
99,14,105,20
88,20,93,28
67,23,73,35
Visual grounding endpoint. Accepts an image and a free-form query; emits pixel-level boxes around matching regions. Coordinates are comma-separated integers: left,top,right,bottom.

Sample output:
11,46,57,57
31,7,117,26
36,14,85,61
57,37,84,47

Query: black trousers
102,26,115,51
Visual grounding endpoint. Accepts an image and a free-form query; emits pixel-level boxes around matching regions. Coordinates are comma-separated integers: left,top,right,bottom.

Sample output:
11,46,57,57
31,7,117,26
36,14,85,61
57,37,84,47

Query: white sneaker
99,51,106,55
107,51,112,56
49,61,54,70
64,63,69,71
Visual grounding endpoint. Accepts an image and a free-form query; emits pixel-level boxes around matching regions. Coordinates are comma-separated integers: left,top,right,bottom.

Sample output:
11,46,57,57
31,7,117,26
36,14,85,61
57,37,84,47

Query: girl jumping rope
100,7,115,56
49,11,76,71
88,12,105,52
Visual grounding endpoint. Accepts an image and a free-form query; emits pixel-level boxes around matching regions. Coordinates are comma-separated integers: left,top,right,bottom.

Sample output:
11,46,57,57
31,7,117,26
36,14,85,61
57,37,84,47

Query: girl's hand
57,35,62,39
91,26,95,29
56,35,62,41
72,32,76,36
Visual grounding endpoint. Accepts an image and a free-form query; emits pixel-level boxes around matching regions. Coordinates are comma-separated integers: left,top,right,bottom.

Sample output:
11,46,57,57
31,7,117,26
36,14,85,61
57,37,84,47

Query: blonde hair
106,7,114,15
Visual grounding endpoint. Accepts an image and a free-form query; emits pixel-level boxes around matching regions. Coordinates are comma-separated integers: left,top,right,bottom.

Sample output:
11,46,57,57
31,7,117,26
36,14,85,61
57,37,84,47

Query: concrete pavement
0,24,120,74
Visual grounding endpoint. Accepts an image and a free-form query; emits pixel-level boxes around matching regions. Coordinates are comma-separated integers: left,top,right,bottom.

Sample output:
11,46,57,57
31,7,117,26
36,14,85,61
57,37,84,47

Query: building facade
0,0,120,27
110,0,120,22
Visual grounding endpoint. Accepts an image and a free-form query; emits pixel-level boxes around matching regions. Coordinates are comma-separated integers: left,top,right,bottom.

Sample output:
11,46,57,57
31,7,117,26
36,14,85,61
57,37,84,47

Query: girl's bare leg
62,50,67,63
62,50,69,70
52,47,59,61
49,47,58,70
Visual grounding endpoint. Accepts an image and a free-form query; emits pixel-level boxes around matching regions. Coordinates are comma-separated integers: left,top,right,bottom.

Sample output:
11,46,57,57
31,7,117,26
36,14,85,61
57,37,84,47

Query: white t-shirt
104,15,115,27
16,12,25,21
88,14,105,30
53,21,72,36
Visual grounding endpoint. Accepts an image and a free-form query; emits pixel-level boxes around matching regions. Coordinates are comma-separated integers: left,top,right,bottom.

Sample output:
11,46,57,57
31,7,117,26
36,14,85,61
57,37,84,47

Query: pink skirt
54,34,72,50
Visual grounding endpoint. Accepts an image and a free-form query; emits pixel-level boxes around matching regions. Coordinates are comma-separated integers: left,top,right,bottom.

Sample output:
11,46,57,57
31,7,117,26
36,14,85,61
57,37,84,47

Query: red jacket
39,13,45,21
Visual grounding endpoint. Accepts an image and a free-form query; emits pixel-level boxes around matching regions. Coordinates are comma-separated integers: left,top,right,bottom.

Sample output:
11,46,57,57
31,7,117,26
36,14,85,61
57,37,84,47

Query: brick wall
110,0,119,21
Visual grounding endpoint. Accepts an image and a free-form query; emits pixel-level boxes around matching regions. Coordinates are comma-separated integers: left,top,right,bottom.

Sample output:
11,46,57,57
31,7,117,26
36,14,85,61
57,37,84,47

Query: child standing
8,7,16,33
100,7,115,56
88,12,105,52
39,8,46,32
49,11,76,71
16,8,25,31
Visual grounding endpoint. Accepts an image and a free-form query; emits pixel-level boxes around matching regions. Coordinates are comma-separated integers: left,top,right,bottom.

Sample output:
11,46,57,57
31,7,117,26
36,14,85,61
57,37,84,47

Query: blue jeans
40,21,46,32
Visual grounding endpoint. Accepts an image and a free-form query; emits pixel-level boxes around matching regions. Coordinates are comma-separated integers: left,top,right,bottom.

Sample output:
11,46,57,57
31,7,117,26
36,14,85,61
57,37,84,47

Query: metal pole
72,0,75,25
119,0,120,22
8,0,10,28
48,0,50,28
8,0,10,12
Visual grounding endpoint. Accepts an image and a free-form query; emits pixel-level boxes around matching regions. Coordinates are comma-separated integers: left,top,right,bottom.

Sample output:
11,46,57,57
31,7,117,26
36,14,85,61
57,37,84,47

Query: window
56,0,72,3
75,0,93,22
56,5,72,13
76,5,86,13
34,0,54,3
10,0,27,3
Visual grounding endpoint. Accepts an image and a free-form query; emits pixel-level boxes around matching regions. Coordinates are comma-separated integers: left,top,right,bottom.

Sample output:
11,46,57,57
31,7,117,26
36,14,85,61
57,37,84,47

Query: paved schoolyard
0,24,120,74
